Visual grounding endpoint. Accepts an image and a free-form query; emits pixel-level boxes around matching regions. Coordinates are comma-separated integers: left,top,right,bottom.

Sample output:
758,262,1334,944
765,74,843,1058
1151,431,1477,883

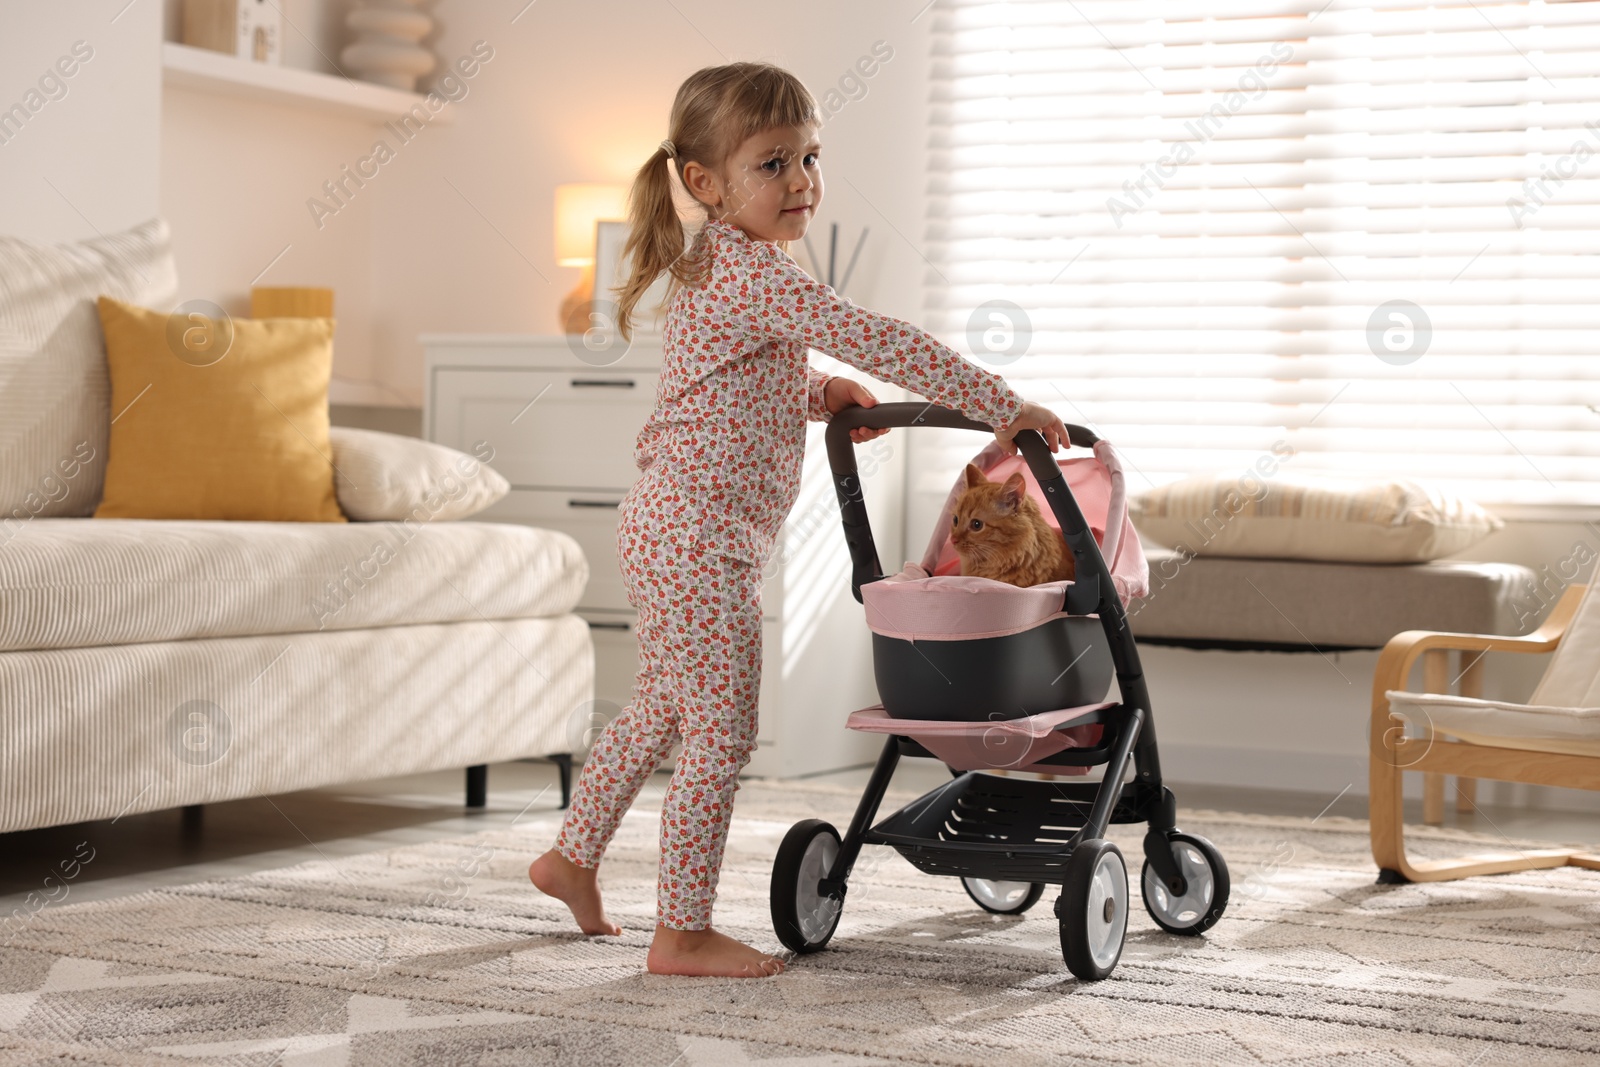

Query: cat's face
950,465,1029,567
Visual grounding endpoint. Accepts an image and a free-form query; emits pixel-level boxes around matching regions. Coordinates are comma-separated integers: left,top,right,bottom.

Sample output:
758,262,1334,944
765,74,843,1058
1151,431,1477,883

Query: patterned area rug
3,779,1599,1066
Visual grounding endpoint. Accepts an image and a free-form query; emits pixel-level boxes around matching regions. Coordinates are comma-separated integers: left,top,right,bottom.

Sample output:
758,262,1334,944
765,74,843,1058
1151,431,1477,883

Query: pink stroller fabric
846,703,1108,774
860,439,1149,642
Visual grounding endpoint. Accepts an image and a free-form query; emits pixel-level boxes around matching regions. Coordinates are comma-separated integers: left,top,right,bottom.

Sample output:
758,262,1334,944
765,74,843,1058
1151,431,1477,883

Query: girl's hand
995,401,1070,455
824,377,890,443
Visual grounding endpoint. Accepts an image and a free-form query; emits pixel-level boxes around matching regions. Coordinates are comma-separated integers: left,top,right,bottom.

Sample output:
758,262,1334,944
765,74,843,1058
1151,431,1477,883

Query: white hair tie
659,139,677,159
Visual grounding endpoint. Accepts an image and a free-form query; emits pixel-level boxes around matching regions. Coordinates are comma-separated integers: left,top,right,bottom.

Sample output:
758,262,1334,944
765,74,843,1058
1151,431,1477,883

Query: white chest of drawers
422,334,903,778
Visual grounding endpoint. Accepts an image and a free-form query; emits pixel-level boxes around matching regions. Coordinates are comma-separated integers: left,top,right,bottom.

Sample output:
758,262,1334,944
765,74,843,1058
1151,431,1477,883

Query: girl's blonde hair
615,63,819,340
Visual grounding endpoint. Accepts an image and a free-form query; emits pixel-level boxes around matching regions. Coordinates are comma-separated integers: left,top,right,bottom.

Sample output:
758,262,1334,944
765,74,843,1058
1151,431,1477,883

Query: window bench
1126,551,1540,823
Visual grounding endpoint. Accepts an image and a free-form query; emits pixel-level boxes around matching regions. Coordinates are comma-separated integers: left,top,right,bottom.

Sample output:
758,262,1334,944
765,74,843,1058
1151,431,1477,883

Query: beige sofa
0,219,593,834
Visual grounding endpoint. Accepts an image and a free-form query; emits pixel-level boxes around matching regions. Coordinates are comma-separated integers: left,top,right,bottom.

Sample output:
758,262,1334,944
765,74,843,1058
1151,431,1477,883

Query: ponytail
616,145,690,342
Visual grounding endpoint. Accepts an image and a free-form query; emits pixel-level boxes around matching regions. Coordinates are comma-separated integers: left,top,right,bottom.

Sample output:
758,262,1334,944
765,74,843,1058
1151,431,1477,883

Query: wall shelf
161,42,453,125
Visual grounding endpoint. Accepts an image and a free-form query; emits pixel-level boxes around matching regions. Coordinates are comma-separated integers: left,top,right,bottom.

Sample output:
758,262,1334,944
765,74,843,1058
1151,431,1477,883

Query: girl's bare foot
528,849,621,936
646,926,786,978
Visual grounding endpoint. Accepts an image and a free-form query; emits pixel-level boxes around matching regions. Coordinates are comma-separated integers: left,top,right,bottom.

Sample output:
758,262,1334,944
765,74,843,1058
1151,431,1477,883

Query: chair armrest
1370,583,1586,705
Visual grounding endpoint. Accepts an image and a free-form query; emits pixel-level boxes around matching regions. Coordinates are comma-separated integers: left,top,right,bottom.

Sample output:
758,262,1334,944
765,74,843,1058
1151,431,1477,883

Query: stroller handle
824,401,1099,454
823,402,1110,616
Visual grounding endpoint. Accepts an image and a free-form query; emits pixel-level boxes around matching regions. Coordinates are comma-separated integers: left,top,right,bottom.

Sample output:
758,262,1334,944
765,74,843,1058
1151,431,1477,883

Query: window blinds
924,0,1600,511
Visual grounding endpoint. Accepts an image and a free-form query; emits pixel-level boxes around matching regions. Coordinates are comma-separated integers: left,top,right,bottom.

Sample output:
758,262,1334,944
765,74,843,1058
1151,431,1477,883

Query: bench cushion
0,518,587,652
1128,551,1536,650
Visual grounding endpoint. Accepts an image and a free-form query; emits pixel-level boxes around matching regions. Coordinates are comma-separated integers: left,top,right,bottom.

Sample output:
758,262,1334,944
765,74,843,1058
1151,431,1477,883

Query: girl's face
685,123,823,243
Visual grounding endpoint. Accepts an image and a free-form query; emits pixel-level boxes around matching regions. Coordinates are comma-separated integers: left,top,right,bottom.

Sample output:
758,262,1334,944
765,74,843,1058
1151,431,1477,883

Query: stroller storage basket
871,614,1114,721
870,771,1116,884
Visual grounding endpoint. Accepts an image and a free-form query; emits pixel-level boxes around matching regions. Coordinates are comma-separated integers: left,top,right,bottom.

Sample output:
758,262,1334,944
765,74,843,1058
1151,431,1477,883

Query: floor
3,758,1594,915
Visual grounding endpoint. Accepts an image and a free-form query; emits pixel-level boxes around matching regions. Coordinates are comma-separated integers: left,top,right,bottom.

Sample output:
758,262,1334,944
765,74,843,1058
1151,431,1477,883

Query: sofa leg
181,804,204,836
466,764,488,809
551,754,573,809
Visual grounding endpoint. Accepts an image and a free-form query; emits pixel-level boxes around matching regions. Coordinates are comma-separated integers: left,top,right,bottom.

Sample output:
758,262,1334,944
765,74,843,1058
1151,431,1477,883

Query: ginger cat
950,464,1076,587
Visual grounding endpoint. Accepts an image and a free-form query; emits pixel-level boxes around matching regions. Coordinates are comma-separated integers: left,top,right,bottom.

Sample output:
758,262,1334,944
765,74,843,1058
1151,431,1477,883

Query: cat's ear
963,463,987,489
998,473,1026,512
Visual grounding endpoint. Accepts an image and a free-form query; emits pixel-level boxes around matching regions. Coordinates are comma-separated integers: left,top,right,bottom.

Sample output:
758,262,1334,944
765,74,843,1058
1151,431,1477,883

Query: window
925,0,1600,512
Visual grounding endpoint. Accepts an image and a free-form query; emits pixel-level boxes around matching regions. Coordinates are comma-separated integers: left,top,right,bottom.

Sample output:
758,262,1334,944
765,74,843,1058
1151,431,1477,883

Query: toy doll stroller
768,403,1229,981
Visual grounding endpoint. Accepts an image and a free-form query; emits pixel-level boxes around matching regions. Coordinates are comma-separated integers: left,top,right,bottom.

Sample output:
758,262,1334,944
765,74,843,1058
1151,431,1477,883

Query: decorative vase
340,0,436,91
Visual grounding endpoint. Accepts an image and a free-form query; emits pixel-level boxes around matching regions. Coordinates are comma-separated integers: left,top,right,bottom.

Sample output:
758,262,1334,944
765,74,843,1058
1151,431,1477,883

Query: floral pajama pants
553,486,763,931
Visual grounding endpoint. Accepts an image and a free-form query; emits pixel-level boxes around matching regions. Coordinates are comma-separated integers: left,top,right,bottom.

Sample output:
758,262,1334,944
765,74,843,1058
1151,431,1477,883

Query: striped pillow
0,218,178,520
1130,475,1502,563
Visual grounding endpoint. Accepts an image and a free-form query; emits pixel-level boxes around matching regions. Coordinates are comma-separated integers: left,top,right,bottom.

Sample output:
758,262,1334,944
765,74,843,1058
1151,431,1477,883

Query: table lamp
555,182,627,334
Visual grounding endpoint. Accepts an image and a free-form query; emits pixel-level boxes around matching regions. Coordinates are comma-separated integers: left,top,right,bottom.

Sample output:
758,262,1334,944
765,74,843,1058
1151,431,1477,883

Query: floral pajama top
632,218,1026,565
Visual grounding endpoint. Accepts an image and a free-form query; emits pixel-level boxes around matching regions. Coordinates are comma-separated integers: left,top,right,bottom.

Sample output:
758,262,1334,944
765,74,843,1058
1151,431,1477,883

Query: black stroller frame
768,402,1229,981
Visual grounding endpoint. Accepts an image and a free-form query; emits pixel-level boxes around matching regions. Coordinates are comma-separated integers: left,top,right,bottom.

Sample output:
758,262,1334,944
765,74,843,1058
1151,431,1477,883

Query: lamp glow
554,183,627,267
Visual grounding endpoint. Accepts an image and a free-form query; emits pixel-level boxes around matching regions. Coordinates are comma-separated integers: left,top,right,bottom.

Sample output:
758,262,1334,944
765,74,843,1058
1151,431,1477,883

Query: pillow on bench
1131,474,1501,564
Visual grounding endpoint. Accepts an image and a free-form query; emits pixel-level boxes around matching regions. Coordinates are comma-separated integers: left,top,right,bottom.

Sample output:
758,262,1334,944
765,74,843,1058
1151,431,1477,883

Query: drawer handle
586,620,632,632
567,498,623,509
570,378,635,388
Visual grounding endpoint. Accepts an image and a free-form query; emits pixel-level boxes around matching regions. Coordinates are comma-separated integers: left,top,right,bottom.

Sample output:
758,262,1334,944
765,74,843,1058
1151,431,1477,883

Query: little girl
529,62,1067,978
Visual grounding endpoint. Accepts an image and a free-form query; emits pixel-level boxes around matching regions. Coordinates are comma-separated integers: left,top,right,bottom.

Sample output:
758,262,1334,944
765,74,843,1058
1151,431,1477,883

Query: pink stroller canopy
861,439,1149,642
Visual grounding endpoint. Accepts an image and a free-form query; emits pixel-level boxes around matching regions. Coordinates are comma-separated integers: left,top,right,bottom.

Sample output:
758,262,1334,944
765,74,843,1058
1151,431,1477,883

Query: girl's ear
680,160,721,212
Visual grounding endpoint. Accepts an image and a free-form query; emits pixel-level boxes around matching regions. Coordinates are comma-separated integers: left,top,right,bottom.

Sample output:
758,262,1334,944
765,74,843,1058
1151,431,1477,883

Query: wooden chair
1370,581,1600,882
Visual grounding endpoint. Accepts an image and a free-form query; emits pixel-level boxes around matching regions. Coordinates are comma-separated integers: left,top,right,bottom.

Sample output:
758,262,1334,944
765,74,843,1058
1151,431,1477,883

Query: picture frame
593,220,668,336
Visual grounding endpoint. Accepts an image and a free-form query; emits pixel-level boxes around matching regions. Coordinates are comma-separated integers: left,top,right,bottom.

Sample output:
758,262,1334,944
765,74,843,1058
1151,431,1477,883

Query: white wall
158,0,392,402
0,0,163,240
159,81,387,399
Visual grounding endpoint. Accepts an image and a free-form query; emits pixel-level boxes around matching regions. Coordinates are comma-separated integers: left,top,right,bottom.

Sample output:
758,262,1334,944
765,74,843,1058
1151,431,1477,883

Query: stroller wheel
962,878,1044,915
1056,839,1128,981
1141,831,1229,935
770,819,844,954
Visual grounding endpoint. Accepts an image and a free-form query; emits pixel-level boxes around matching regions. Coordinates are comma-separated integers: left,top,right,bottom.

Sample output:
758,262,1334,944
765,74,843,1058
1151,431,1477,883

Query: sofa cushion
94,297,345,522
0,218,178,522
0,616,593,833
0,518,588,652
329,428,510,522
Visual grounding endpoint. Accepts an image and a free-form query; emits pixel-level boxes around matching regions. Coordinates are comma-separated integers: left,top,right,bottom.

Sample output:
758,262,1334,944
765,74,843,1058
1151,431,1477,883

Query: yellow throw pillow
94,296,346,522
